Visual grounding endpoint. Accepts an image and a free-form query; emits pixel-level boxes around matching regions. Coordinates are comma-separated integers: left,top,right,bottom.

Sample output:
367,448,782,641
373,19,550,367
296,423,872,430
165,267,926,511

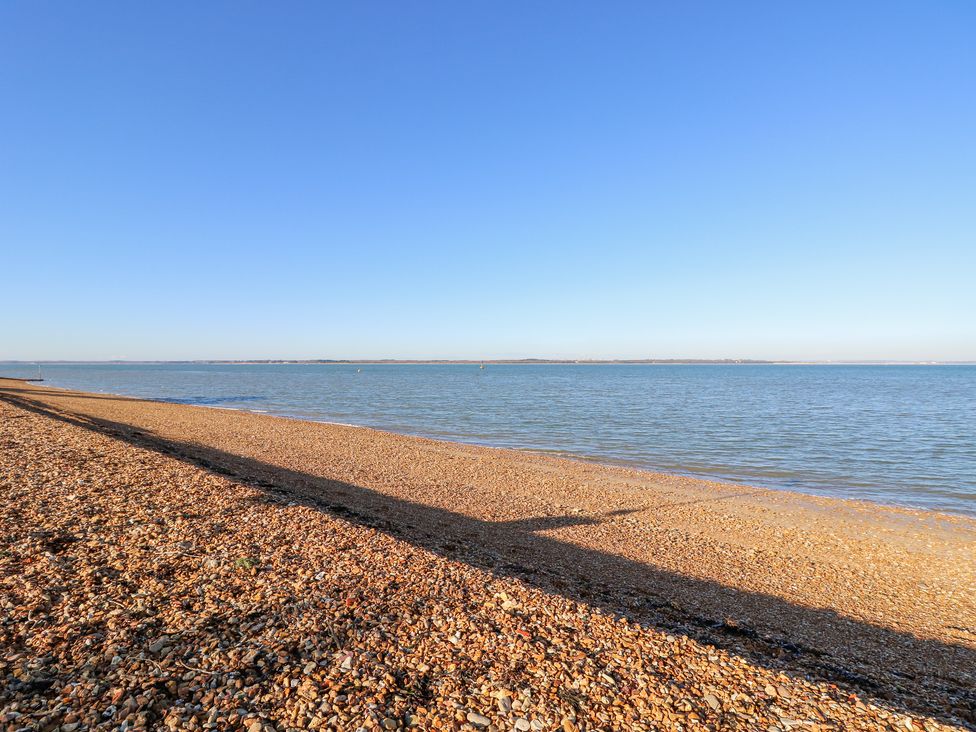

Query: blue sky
2,2,974,361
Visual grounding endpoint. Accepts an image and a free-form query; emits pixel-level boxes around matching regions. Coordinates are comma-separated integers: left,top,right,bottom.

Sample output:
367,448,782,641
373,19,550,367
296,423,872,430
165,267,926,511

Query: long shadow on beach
2,387,974,728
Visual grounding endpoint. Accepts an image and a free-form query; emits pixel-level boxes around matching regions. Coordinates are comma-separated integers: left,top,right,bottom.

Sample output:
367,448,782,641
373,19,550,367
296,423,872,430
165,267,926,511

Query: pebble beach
1,378,974,731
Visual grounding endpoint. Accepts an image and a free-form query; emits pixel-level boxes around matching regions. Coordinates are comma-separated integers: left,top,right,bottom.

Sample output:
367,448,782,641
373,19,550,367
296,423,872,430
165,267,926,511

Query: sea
2,362,974,516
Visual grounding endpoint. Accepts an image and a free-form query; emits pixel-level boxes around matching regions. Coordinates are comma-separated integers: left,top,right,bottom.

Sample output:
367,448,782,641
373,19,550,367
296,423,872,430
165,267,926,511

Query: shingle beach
1,379,974,731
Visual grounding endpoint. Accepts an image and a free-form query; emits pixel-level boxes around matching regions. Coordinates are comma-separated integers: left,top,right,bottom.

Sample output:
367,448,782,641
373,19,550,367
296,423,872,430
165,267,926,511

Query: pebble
467,712,492,727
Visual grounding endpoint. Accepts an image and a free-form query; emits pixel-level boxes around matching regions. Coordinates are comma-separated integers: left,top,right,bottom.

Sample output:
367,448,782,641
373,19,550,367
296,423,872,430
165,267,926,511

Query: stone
466,712,491,727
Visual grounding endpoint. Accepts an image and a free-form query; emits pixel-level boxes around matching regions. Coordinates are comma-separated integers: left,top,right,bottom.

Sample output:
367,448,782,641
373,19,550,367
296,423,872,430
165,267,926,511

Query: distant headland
2,359,972,365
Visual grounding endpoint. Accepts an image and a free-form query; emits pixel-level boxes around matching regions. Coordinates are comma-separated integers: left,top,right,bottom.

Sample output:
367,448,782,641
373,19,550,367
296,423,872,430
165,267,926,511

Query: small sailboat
479,363,486,370
26,363,44,382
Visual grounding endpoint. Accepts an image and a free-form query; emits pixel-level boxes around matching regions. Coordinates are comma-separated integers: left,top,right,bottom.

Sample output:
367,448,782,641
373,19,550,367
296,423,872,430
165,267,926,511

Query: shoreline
18,377,976,521
174,407,976,522
6,378,975,528
2,377,975,729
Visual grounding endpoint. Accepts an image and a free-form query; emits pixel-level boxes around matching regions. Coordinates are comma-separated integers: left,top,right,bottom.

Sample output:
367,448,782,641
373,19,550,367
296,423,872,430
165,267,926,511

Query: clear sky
2,2,974,361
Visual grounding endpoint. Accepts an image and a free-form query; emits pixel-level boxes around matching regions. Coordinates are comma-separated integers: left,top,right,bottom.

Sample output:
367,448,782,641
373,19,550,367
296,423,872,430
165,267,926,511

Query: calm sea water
3,363,974,516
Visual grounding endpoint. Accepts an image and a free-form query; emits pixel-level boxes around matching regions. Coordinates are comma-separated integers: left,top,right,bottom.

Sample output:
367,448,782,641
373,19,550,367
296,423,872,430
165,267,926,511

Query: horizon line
2,359,974,366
